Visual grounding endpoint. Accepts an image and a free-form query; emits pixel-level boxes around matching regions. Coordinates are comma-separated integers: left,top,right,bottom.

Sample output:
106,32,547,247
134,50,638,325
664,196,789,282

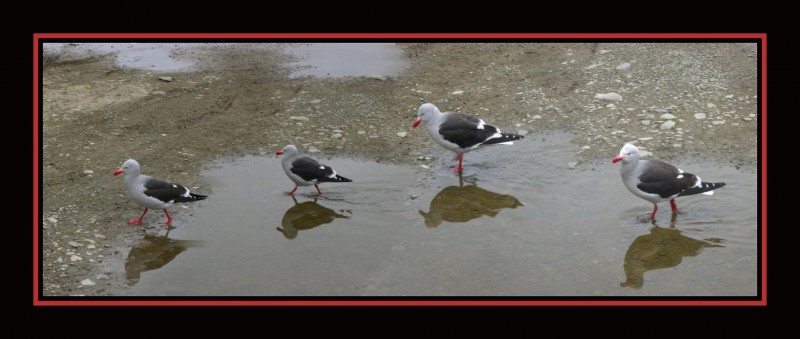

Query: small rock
518,130,528,136
451,90,464,95
158,76,173,82
70,255,82,262
660,120,676,130
87,244,96,249
309,99,321,104
397,132,408,138
568,162,578,169
581,145,590,150
308,147,320,153
420,165,430,169
152,90,166,95
68,241,81,248
660,113,676,120
641,120,651,125
357,130,366,135
606,103,616,109
638,137,653,141
725,94,734,99
707,103,716,108
83,170,94,174
96,274,109,280
595,93,622,101
616,63,631,70
95,234,107,240
80,279,95,286
289,116,309,121
654,108,668,113
694,113,706,119
712,120,725,125
330,134,342,139
743,117,752,122
47,217,58,224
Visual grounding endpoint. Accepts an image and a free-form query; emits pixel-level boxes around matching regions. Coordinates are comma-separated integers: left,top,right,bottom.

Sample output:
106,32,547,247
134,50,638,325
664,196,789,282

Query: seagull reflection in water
125,230,203,286
277,195,351,239
418,174,523,228
620,214,724,289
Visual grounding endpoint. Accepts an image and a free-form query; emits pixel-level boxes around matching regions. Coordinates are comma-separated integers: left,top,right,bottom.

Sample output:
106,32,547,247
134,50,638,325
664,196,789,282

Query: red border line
34,33,766,307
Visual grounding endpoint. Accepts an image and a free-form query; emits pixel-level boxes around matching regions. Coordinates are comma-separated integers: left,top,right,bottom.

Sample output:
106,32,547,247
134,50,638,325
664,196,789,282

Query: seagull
413,103,523,172
114,159,207,226
612,143,725,220
276,145,352,195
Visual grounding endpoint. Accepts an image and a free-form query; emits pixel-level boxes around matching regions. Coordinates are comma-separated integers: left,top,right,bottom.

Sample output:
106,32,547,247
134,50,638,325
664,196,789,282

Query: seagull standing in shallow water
413,103,523,173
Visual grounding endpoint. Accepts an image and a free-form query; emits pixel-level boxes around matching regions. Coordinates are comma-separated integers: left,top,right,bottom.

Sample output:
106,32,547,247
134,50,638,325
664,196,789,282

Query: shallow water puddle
123,133,758,296
43,43,202,72
284,43,408,78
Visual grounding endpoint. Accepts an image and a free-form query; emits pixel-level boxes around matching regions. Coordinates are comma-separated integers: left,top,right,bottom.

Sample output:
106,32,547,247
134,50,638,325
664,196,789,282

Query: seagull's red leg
129,208,148,224
650,204,658,220
457,154,464,173
160,209,173,227
670,199,678,213
286,186,298,195
315,184,323,195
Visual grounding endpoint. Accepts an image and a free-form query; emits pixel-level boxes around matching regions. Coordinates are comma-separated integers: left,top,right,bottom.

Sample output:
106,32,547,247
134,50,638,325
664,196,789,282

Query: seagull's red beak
612,155,623,164
113,169,123,176
413,117,421,129
275,151,284,156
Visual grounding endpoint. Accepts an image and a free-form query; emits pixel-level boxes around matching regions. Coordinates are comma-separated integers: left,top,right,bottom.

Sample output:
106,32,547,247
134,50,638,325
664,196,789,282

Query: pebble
725,94,734,99
308,147,320,153
712,120,725,125
595,93,622,101
451,90,464,95
518,130,528,136
397,132,408,138
96,274,109,280
289,116,309,121
654,108,668,113
309,99,321,104
158,76,173,82
616,63,631,70
95,234,106,240
659,113,676,120
420,165,430,169
152,90,166,95
606,104,616,109
83,170,94,174
69,241,81,248
581,145,590,150
330,133,342,139
743,117,752,122
568,162,578,169
638,137,653,141
80,279,95,286
694,113,706,119
641,120,651,125
357,130,366,135
47,217,58,224
70,255,82,262
660,120,676,129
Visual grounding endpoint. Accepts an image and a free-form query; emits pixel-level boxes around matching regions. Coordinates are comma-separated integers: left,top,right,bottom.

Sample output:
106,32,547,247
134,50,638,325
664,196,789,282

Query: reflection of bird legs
457,171,464,187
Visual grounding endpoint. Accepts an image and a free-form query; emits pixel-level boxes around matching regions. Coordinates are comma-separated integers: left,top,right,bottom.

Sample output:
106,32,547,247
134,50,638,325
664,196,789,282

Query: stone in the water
518,130,528,136
47,217,58,224
83,170,94,174
660,120,676,130
581,145,590,150
158,76,173,82
397,132,408,138
420,165,430,169
309,99,321,104
568,161,578,169
70,255,82,262
712,120,725,125
330,133,342,139
660,113,676,120
638,137,653,141
451,90,464,95
725,94,734,99
289,116,309,121
655,108,668,113
616,63,631,70
357,130,366,135
595,92,623,101
641,120,651,125
694,113,706,119
80,279,95,286
743,117,752,121
69,241,81,248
